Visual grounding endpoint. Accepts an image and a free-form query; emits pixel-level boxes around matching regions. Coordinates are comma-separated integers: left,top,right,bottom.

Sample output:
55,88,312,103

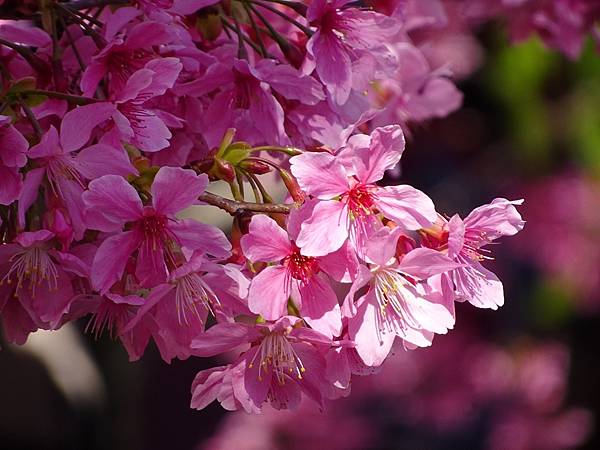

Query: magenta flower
372,42,463,128
82,166,231,293
80,17,173,96
0,115,28,205
79,58,183,153
86,292,155,362
290,125,437,256
20,119,136,240
241,214,350,338
0,231,77,344
177,56,324,147
190,316,332,412
432,198,525,309
344,227,459,366
306,0,400,105
123,254,248,363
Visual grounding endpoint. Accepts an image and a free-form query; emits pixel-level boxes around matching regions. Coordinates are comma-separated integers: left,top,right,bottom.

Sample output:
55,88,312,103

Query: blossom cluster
460,0,600,59
201,334,592,450
0,0,525,413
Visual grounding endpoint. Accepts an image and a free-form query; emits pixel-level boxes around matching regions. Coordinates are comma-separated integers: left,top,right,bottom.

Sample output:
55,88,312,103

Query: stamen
248,330,306,384
283,246,319,284
371,269,421,340
0,247,59,297
343,183,377,220
174,273,219,325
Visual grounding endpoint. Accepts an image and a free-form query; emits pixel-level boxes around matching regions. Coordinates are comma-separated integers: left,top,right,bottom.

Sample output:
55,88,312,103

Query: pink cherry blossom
191,316,333,412
240,214,345,337
83,166,230,293
20,122,136,240
0,231,77,343
306,0,400,105
345,227,459,366
290,125,437,256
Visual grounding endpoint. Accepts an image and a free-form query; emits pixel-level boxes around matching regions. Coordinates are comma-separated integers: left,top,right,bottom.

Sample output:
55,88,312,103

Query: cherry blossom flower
190,316,333,412
290,125,437,256
82,166,230,293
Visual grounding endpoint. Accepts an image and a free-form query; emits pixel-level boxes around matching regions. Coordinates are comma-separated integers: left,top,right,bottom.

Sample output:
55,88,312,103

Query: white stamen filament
372,269,420,340
249,331,306,384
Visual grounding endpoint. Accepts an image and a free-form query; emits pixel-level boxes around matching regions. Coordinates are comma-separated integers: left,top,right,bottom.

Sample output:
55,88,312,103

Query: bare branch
199,192,293,215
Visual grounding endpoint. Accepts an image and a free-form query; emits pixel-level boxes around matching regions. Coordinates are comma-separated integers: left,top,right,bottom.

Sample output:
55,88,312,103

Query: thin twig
18,97,43,137
250,0,313,36
199,192,293,215
23,89,99,105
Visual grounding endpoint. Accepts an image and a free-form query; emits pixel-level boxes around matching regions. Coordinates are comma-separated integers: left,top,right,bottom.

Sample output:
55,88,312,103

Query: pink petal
151,167,207,215
169,219,231,258
240,215,292,263
83,175,143,232
126,22,173,49
190,366,229,410
362,226,402,266
60,103,116,152
376,185,437,230
296,200,349,257
124,282,173,331
242,348,271,408
398,247,462,280
453,261,505,310
28,126,61,158
298,275,342,338
1,299,38,345
129,110,172,153
348,294,395,367
318,240,360,283
464,198,525,238
91,231,142,294
342,264,372,318
290,152,349,199
0,122,28,167
307,30,352,105
191,323,259,356
248,266,290,320
254,59,325,105
0,166,22,205
170,0,221,15
0,23,51,47
397,284,454,336
447,214,465,258
17,167,44,227
135,242,167,287
76,144,138,179
349,125,405,184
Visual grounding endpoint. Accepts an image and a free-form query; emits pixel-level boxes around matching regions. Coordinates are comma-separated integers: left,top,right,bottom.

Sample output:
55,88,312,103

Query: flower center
283,247,319,283
46,155,85,196
139,211,169,249
344,184,377,219
86,300,128,339
174,273,218,325
372,269,420,335
460,229,494,262
107,48,152,87
0,247,59,297
249,331,306,384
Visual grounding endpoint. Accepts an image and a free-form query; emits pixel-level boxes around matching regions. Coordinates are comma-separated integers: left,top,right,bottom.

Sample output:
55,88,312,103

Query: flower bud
238,159,271,175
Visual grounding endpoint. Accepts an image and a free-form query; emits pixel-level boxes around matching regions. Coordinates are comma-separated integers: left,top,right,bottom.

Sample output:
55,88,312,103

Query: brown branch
199,191,293,215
